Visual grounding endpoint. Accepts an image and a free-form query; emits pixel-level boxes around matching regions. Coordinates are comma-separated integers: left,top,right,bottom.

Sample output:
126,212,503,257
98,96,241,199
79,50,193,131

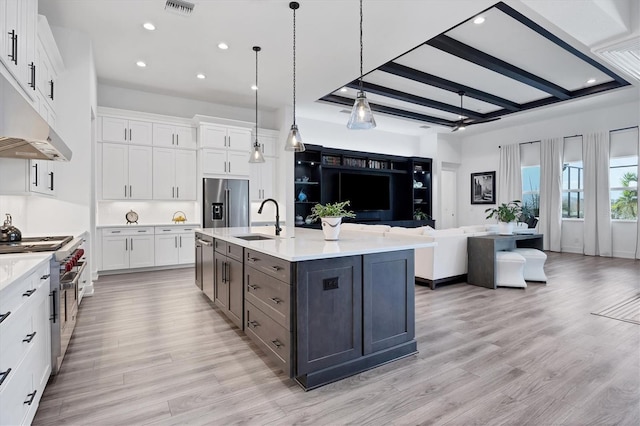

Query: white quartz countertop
97,223,200,228
0,253,51,293
197,226,436,262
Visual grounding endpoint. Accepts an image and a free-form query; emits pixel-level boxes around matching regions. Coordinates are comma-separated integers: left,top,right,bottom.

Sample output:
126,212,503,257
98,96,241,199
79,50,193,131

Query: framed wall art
471,171,495,204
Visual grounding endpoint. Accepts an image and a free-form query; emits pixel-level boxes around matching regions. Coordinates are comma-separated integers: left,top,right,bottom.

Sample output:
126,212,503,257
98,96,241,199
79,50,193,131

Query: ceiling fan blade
465,117,501,126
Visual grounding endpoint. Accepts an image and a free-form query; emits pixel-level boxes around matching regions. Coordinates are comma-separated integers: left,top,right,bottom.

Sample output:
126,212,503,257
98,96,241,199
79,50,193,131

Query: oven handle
61,261,87,290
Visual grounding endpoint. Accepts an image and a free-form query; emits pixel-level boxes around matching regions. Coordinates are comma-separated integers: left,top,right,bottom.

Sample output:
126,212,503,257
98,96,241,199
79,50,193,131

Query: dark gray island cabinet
195,229,418,390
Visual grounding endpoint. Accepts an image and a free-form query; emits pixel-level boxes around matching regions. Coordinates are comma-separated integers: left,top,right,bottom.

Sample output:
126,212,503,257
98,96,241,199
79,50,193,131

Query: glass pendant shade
347,91,376,129
249,142,265,163
284,123,305,152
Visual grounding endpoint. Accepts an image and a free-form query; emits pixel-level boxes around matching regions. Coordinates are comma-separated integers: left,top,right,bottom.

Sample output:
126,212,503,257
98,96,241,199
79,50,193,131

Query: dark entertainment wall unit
294,144,434,228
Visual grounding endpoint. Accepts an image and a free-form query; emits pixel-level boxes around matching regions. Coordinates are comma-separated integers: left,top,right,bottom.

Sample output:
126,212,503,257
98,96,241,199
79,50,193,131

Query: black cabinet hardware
270,265,282,272
247,283,259,290
41,274,50,280
0,369,11,386
271,339,283,348
246,256,258,263
49,172,54,191
50,291,57,322
49,80,54,100
8,30,17,65
22,289,36,297
33,163,38,186
269,297,282,305
24,390,37,406
247,320,259,328
0,312,10,324
23,332,36,343
29,62,36,89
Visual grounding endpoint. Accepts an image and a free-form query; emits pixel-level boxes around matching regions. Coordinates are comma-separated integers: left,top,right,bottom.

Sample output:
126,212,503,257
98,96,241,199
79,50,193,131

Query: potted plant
485,200,522,235
309,201,356,240
413,208,429,221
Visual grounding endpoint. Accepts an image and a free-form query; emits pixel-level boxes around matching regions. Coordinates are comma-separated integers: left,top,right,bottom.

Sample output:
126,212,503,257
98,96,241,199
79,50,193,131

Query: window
521,166,540,217
520,141,540,218
562,136,584,218
610,127,638,220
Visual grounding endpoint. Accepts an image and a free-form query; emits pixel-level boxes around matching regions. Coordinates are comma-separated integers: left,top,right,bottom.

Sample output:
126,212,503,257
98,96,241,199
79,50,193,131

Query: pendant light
249,46,265,163
284,1,305,152
347,0,376,129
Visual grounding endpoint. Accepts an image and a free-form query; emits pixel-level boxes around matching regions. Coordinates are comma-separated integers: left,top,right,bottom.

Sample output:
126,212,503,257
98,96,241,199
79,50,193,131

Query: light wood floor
34,252,640,425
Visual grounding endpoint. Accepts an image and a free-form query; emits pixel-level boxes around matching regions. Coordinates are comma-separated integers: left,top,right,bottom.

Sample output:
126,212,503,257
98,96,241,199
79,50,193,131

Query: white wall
458,99,640,258
98,83,278,129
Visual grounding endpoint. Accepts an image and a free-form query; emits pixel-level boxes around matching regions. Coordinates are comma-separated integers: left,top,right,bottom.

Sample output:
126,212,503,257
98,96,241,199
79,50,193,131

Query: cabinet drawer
245,267,291,329
102,227,154,236
0,309,34,384
245,249,290,282
0,267,45,331
245,301,291,374
215,240,243,261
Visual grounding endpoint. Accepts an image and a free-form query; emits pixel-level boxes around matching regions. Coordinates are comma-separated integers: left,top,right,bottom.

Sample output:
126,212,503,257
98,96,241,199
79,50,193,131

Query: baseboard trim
416,274,467,290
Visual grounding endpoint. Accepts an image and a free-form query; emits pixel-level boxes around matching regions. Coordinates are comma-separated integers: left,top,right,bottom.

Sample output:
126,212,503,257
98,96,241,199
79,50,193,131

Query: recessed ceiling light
587,78,596,84
143,22,156,31
251,84,258,90
340,87,348,92
136,61,147,67
196,73,206,79
473,16,485,24
218,42,229,50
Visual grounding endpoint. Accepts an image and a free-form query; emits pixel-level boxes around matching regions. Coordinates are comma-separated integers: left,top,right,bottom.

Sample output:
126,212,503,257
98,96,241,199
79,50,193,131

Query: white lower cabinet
0,259,51,426
154,227,196,266
101,228,155,271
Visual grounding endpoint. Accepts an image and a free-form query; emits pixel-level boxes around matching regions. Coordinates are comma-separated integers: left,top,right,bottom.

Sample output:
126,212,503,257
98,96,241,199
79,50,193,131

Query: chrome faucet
258,198,281,236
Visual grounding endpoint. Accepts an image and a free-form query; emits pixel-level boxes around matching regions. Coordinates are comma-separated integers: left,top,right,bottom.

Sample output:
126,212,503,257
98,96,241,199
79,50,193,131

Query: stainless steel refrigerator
202,178,250,228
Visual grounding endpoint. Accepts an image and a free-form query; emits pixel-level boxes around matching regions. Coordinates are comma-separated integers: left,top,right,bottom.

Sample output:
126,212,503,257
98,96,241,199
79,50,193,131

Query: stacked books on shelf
322,155,341,166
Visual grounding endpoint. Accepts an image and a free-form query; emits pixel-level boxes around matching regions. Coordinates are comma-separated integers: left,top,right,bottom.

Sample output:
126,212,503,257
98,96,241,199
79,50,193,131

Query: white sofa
347,223,495,289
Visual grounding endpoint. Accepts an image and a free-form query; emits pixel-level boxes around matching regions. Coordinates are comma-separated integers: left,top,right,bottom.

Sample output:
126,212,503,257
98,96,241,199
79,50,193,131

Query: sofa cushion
388,226,425,236
459,225,487,234
360,224,391,233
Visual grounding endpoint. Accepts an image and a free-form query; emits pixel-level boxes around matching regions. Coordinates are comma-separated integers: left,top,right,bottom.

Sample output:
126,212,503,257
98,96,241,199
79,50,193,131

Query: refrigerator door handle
225,188,230,227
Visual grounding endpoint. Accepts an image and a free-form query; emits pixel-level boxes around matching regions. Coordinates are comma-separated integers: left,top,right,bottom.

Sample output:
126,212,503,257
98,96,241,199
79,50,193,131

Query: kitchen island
195,226,435,390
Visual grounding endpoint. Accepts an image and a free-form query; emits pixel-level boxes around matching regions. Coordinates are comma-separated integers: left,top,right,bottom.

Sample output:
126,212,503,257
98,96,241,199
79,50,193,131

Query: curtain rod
610,125,639,133
498,140,540,148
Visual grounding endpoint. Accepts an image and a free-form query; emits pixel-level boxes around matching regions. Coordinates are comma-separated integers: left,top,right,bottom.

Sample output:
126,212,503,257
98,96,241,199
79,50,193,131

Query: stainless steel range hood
0,75,72,161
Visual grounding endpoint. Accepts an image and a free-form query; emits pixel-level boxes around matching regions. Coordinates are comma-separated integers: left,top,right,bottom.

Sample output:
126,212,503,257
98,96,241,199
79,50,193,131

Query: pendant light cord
255,47,259,146
292,4,297,126
359,0,364,92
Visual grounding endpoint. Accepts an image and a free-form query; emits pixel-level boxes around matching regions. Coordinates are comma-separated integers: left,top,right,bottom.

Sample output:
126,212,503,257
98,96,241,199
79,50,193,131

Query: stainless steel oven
50,237,85,375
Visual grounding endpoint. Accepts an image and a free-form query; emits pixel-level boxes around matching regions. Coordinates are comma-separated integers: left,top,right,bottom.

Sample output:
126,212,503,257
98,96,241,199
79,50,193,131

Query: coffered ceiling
39,0,639,135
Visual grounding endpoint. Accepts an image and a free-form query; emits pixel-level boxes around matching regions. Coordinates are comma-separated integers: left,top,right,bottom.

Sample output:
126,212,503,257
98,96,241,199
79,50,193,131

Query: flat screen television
339,173,390,211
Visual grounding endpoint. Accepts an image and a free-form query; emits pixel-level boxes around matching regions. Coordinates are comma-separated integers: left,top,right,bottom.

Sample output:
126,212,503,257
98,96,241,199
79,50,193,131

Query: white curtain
583,132,612,256
498,144,522,205
539,137,563,251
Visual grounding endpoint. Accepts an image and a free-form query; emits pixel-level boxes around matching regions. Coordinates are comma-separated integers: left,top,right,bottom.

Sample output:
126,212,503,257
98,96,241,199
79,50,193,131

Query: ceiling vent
595,36,640,82
165,0,194,16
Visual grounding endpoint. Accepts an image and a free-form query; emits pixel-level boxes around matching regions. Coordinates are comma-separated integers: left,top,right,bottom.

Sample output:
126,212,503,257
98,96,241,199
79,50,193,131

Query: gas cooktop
0,236,73,254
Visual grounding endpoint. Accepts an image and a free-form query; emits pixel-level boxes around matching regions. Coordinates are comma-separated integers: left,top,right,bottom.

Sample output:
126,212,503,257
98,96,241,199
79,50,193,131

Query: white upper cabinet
102,143,153,200
200,124,252,151
153,123,196,149
254,132,278,158
201,149,250,177
0,0,39,99
152,148,196,200
249,160,275,201
101,117,153,145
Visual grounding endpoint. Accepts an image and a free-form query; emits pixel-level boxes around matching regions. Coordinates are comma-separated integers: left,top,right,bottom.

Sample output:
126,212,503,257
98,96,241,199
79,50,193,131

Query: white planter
498,221,515,235
321,217,342,240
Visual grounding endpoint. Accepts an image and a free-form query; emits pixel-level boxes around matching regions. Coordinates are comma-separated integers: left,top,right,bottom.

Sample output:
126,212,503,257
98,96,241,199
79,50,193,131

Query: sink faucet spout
257,198,281,236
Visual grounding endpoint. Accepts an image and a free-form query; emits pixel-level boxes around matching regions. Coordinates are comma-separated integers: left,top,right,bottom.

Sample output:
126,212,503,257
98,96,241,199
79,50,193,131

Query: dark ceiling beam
428,35,572,100
320,94,456,127
378,62,521,111
345,81,484,119
494,2,630,86
483,81,626,119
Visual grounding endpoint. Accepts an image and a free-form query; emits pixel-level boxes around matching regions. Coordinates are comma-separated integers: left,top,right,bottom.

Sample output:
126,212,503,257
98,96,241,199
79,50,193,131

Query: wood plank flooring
33,252,640,425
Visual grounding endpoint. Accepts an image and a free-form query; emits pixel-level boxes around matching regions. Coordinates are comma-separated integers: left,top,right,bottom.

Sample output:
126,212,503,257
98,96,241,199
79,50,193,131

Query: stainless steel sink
235,234,274,241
